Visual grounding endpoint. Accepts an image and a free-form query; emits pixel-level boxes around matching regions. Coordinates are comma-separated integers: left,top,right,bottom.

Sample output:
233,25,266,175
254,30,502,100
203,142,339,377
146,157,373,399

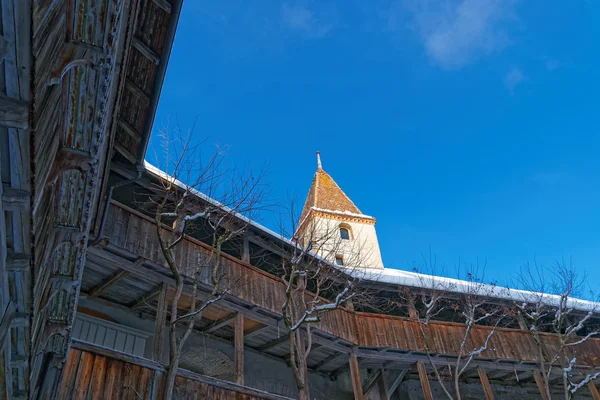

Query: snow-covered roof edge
142,161,599,313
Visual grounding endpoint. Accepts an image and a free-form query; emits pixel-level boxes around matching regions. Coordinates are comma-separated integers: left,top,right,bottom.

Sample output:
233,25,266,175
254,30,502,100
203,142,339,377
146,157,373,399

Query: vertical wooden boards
235,312,244,385
349,352,364,400
417,361,433,400
477,367,494,400
152,283,168,361
533,371,550,400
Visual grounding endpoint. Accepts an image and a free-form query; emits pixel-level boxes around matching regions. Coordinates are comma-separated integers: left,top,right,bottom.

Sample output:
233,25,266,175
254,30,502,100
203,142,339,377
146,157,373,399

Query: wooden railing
104,201,600,367
57,340,293,400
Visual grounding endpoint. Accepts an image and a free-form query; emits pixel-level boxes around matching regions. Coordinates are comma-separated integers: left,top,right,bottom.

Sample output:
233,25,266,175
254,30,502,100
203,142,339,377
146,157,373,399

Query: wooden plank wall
105,202,600,367
0,0,32,398
29,0,135,397
56,345,293,400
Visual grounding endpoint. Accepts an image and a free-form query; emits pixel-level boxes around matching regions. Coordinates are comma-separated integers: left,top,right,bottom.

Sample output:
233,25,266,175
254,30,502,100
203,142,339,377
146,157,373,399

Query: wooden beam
125,79,151,101
244,324,270,339
349,352,364,400
255,335,289,352
151,0,172,13
362,369,382,396
128,285,162,309
132,37,161,65
534,371,550,400
6,251,29,271
313,352,344,372
2,186,29,209
88,270,130,299
387,369,407,398
0,301,16,349
417,361,433,400
235,312,244,385
200,313,238,334
152,283,169,361
117,119,142,141
0,93,28,129
114,142,137,164
589,381,600,400
377,370,390,400
247,234,288,258
478,367,494,400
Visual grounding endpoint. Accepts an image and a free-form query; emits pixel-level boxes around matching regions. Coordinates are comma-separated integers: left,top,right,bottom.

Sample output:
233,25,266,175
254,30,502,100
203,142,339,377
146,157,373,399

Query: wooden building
0,1,599,399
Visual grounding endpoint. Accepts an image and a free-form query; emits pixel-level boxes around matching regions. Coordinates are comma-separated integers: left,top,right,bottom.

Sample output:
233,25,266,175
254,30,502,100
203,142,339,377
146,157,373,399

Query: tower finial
316,151,322,170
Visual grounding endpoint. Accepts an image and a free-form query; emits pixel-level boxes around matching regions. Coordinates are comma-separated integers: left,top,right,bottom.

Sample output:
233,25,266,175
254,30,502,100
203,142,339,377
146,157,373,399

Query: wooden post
152,283,168,361
377,370,390,400
408,298,418,319
589,381,600,400
533,371,550,400
417,361,433,400
241,235,250,264
349,352,364,400
516,312,528,330
235,312,244,385
477,367,494,400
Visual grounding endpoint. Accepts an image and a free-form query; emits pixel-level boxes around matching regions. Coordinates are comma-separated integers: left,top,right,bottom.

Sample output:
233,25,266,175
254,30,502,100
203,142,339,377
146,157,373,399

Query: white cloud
405,0,518,69
504,66,526,94
281,3,334,39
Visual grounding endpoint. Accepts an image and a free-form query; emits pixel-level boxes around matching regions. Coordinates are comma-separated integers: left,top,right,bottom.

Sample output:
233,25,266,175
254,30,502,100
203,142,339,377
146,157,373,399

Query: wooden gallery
0,0,599,399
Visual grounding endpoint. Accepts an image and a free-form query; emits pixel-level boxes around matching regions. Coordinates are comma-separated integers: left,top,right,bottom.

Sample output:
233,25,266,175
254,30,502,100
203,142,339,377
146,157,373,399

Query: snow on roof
142,161,598,313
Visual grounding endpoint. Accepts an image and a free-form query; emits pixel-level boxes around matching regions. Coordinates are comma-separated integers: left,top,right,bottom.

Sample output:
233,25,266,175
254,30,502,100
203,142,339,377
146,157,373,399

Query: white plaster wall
307,217,384,269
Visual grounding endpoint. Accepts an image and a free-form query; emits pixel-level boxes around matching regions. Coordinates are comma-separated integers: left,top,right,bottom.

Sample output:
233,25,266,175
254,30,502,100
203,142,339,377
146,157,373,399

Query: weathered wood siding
0,0,32,397
29,0,135,397
57,342,293,400
105,202,600,367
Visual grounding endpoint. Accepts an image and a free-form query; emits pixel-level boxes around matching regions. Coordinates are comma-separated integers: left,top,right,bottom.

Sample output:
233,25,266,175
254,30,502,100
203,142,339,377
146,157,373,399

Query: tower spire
316,151,322,170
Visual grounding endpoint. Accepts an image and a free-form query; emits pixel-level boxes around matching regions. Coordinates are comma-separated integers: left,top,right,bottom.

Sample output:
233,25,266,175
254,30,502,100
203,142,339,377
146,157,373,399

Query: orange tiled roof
297,159,363,228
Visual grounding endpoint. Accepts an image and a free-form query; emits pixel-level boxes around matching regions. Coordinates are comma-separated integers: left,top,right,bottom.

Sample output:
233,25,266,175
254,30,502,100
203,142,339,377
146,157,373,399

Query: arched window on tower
339,225,351,240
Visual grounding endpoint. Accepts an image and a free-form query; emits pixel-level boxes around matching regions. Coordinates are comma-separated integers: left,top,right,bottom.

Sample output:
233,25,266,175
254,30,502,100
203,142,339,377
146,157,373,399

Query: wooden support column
235,312,244,385
152,283,168,361
589,381,600,400
349,352,364,400
377,370,390,400
348,352,365,400
477,367,494,400
408,298,418,319
88,270,130,299
516,312,528,330
534,371,550,400
241,235,250,264
417,361,433,400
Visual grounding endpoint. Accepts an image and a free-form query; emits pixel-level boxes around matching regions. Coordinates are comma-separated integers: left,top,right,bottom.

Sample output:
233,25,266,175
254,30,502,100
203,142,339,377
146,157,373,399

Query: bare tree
515,262,600,400
273,201,377,400
148,127,268,399
402,259,508,400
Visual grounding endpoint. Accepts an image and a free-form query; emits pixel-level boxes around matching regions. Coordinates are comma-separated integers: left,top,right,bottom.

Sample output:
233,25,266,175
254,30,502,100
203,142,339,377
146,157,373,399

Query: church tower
295,152,384,269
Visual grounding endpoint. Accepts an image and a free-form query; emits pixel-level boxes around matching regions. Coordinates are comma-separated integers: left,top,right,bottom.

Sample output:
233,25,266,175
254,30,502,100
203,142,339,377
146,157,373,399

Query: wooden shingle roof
298,153,365,227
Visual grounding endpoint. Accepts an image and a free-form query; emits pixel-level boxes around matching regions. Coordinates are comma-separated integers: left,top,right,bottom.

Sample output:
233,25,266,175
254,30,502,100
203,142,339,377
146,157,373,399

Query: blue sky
150,0,600,291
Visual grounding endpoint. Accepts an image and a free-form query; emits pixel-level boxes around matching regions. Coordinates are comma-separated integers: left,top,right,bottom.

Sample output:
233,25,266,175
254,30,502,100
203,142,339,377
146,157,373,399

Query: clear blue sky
150,0,600,290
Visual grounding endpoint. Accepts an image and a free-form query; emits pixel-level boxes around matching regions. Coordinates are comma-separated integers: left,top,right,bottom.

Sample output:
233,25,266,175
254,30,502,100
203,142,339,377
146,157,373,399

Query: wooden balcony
77,198,600,400
97,202,600,367
57,340,293,400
